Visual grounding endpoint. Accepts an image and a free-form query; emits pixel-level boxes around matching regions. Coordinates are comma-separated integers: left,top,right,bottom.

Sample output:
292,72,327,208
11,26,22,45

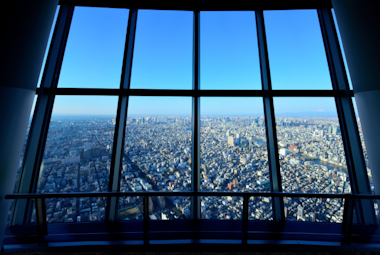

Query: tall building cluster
10,114,376,224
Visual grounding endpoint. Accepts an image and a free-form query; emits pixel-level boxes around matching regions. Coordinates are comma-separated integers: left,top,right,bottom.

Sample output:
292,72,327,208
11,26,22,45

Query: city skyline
29,96,356,119
47,96,342,116
16,113,372,224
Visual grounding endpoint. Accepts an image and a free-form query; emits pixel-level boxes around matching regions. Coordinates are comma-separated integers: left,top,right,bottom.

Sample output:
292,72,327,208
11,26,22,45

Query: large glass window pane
201,11,261,90
119,97,192,220
201,196,243,220
284,197,345,223
200,98,269,192
249,196,273,221
274,98,350,196
58,7,129,88
39,196,107,223
37,6,60,88
117,196,143,221
36,96,118,223
130,10,192,89
148,196,190,220
200,98,269,220
264,10,332,90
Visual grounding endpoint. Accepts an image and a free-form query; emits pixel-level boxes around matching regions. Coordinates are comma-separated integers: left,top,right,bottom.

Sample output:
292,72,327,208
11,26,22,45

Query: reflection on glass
374,202,380,224
31,197,108,224
352,200,379,224
200,98,269,192
332,9,353,90
117,196,143,221
352,100,374,194
352,101,379,224
352,205,358,224
35,96,117,223
148,196,190,220
6,199,15,226
58,7,129,88
130,10,192,89
118,97,191,220
274,97,350,196
7,96,37,225
37,6,60,88
201,196,242,220
31,197,107,223
264,10,332,89
201,11,261,90
248,196,273,220
284,197,344,223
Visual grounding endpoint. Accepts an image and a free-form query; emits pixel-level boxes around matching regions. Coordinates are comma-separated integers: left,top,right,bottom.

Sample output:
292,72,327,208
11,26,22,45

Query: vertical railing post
143,195,149,245
342,196,354,242
35,198,47,245
242,195,249,244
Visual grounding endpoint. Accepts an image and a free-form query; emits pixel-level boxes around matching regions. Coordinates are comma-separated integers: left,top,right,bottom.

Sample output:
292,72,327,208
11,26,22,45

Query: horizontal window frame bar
6,192,380,199
57,0,332,11
41,88,348,97
36,88,355,97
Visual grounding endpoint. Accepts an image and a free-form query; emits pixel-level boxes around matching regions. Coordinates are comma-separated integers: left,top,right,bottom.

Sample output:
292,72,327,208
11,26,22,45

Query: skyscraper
236,133,241,145
228,136,235,146
297,204,304,220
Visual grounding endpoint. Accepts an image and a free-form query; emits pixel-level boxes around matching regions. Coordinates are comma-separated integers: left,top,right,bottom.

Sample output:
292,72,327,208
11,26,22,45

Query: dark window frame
5,1,378,247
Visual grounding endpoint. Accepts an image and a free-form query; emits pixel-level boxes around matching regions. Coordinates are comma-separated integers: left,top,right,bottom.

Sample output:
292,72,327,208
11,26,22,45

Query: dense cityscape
8,113,377,224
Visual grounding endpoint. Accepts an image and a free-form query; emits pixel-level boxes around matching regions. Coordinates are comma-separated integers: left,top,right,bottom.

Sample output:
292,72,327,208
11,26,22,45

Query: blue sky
264,10,332,90
38,7,350,116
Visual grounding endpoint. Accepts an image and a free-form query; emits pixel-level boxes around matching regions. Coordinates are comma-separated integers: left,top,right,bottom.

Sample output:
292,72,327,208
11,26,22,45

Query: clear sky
39,7,349,116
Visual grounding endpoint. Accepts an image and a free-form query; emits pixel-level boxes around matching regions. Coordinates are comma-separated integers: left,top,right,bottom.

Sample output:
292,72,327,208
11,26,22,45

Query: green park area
117,205,141,220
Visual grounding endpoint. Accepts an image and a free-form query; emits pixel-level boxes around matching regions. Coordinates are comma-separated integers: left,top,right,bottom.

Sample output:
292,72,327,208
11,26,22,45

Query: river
251,138,348,174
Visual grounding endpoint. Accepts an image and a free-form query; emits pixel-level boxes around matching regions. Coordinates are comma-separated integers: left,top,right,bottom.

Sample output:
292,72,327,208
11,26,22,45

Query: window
5,3,379,249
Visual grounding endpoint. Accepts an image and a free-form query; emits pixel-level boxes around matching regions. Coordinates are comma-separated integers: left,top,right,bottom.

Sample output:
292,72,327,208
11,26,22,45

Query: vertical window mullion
11,4,74,226
318,7,376,225
191,10,200,221
255,10,284,222
106,8,138,222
